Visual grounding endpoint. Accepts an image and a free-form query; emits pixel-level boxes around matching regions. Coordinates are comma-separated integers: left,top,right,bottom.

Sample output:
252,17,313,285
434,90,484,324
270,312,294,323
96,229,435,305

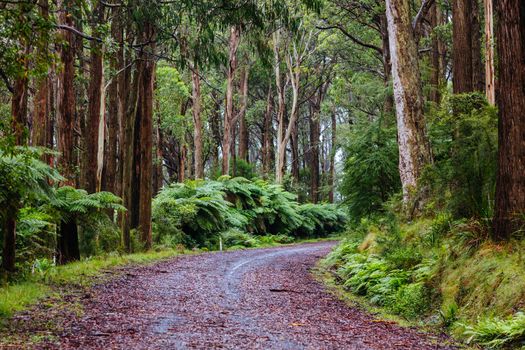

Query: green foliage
327,245,431,319
221,229,259,248
152,178,347,248
49,187,125,256
339,120,400,222
463,313,525,349
425,92,497,218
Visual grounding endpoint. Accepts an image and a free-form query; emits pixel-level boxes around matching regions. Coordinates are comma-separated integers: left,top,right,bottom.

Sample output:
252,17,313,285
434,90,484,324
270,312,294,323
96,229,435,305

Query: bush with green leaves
49,187,126,256
325,236,433,320
339,120,401,222
0,147,62,272
462,312,525,349
425,92,497,218
152,177,347,248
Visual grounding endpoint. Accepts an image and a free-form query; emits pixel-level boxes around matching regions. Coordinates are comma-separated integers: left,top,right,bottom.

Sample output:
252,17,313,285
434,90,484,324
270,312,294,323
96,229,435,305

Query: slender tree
484,0,495,104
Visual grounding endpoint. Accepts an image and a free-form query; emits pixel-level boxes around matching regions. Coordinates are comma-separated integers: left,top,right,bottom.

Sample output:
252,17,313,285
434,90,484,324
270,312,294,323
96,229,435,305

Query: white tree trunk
386,0,432,205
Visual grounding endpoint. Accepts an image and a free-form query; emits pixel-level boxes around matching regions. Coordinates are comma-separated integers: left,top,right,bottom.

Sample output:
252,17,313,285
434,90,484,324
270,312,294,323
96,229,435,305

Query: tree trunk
191,66,204,179
380,14,394,114
103,5,121,194
276,46,302,184
58,220,80,264
262,85,274,178
274,30,287,183
153,112,164,194
222,26,240,175
386,0,433,207
137,41,155,250
492,0,525,240
1,209,17,272
238,66,250,162
290,120,300,183
57,0,76,186
309,103,320,203
484,0,495,104
429,3,442,103
453,0,473,93
452,0,483,93
210,91,222,171
329,111,337,203
121,21,155,251
85,4,105,193
471,0,484,92
178,144,187,183
12,74,29,146
31,0,49,148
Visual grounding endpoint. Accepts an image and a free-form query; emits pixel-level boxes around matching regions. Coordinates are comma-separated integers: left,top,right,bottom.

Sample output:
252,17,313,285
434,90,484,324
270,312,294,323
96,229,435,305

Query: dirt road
3,242,454,349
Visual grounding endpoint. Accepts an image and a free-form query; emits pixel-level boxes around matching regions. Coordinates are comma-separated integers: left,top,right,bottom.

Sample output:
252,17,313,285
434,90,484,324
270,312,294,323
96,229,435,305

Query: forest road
9,241,455,349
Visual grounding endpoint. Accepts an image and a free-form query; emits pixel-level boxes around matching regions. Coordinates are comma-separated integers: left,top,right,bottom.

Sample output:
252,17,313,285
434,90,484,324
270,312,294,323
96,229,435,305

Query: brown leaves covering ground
1,242,456,349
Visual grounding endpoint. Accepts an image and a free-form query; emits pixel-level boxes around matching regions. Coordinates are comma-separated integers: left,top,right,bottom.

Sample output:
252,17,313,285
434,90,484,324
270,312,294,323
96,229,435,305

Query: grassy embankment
321,217,525,349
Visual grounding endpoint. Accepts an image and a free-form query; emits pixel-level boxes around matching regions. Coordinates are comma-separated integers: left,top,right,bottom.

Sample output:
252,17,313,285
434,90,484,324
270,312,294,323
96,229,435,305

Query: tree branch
412,0,436,37
316,24,383,55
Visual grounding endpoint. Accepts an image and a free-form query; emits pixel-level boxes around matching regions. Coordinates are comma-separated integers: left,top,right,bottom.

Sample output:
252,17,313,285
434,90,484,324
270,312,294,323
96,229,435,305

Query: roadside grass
0,248,187,319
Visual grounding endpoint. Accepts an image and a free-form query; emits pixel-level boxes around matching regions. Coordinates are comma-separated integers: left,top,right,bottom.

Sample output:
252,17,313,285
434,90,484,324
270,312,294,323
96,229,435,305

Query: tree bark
103,5,121,194
57,220,80,264
262,85,274,178
429,3,442,103
1,209,17,272
222,26,240,175
209,91,222,171
85,2,105,193
329,111,337,203
492,0,525,240
238,66,250,162
471,0,484,92
191,65,204,179
484,0,495,104
452,0,473,93
386,0,433,207
274,30,287,183
309,102,320,203
57,0,76,186
12,74,29,146
32,0,49,148
137,39,155,250
380,14,394,114
452,0,483,93
120,20,155,251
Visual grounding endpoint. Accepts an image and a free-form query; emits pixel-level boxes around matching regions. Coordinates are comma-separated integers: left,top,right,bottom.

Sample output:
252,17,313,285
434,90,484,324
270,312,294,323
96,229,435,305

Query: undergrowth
323,216,525,348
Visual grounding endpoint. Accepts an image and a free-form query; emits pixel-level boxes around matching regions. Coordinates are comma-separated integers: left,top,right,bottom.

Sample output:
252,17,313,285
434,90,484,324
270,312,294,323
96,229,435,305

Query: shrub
425,92,497,219
152,178,347,248
391,282,431,319
463,312,525,349
339,120,401,222
221,229,258,249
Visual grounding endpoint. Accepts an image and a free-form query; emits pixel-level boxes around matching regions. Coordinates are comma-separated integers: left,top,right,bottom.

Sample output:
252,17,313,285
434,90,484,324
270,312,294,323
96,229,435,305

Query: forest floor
0,241,457,349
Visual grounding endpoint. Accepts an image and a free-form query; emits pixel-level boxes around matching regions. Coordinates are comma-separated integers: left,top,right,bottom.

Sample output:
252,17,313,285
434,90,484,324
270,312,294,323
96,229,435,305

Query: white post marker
219,236,223,252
